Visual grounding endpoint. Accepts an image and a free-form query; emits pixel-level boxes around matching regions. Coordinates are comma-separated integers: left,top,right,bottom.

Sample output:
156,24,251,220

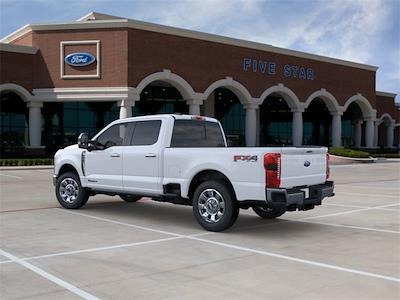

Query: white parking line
335,191,399,199
0,173,22,179
0,249,100,300
59,209,185,237
35,169,52,173
231,214,400,235
0,236,183,265
295,220,400,234
324,203,400,211
55,208,400,283
186,236,400,283
304,203,400,220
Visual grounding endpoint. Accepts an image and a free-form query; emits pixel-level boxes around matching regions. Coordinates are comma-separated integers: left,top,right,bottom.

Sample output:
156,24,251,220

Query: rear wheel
252,206,286,219
56,172,89,209
120,195,142,202
192,181,239,232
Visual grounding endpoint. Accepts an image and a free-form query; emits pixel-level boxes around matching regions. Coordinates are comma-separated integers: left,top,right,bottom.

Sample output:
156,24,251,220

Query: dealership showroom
0,12,399,157
1,11,400,300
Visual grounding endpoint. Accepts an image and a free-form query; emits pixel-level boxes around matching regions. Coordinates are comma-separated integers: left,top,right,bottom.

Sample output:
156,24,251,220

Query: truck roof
113,114,219,124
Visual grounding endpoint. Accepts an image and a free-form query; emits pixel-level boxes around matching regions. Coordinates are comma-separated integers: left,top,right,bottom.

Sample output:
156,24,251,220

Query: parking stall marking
2,200,398,267
304,202,400,220
324,203,400,211
0,206,60,213
58,208,186,237
0,173,23,179
333,178,399,184
53,208,400,283
186,236,400,283
294,219,400,234
233,216,400,235
0,236,183,265
334,191,399,199
0,249,100,300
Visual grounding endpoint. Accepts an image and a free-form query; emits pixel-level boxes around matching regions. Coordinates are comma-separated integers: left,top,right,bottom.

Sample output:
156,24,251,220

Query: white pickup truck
53,114,334,231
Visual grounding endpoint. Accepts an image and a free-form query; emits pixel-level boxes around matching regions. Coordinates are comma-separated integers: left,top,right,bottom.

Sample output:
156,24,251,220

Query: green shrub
0,158,54,166
329,148,370,158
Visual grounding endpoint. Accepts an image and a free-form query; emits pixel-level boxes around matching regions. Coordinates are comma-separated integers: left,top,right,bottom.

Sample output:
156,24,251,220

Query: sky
0,0,399,101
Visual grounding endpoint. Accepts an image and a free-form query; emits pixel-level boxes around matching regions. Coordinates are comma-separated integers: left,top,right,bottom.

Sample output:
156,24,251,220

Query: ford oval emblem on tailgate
304,161,311,167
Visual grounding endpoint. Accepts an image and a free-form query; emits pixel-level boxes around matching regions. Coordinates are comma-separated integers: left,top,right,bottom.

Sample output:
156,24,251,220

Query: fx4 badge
233,155,258,162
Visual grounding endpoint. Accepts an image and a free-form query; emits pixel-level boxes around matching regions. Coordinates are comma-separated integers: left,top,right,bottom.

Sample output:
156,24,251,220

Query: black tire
192,180,239,232
252,206,286,219
120,195,142,202
56,171,89,209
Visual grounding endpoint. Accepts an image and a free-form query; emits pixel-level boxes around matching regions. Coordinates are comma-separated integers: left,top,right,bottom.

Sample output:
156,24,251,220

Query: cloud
1,0,398,98
124,0,398,97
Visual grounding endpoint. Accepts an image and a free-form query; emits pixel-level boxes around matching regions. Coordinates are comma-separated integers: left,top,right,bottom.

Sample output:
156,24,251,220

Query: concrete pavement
0,162,399,299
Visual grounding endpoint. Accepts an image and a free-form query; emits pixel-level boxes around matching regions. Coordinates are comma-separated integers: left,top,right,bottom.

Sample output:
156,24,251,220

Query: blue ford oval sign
304,161,311,167
64,52,96,67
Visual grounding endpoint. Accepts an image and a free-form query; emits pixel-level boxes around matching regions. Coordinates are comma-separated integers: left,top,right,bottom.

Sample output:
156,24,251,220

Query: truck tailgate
280,147,327,188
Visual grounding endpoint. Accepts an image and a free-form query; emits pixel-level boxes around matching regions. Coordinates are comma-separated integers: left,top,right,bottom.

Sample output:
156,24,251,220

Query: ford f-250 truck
53,114,334,231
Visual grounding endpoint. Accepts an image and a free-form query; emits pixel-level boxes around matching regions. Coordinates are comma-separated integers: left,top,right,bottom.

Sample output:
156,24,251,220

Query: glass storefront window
41,101,119,155
260,96,292,146
303,99,331,146
133,85,188,116
214,88,245,147
342,120,353,147
0,92,28,157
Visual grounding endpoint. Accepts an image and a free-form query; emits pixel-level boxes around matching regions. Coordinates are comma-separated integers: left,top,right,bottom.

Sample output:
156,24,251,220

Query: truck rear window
170,120,225,147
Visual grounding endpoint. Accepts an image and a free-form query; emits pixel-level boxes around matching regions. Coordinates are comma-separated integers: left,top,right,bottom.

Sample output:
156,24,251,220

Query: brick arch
258,83,302,110
304,88,340,113
343,94,375,119
0,83,33,101
135,69,196,100
202,77,252,105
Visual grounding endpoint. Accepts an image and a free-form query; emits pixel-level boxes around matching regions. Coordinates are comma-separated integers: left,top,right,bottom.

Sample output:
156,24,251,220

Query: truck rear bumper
266,181,334,211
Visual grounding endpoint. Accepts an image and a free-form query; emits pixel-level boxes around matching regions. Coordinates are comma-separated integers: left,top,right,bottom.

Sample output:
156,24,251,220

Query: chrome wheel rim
59,178,79,204
198,189,225,223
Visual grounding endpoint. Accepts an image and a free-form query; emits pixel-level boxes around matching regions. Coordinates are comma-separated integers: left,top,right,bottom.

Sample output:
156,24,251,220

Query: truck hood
64,144,79,150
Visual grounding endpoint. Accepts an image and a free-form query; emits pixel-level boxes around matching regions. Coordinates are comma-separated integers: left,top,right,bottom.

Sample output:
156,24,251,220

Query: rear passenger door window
171,120,225,147
130,120,162,146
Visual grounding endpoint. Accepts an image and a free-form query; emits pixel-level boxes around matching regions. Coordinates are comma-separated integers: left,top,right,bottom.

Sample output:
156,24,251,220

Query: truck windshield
171,120,225,147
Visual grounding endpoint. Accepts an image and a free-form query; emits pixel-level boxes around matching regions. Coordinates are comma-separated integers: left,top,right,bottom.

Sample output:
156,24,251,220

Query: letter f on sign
243,58,251,71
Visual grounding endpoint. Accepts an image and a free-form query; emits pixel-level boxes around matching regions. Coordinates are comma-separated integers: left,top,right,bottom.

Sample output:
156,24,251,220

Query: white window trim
60,40,100,79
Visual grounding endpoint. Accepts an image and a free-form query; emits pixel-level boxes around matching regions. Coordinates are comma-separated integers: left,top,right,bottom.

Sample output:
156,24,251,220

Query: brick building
0,12,398,157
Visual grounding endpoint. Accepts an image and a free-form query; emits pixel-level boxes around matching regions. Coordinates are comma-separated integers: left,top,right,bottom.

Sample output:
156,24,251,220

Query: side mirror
78,132,89,149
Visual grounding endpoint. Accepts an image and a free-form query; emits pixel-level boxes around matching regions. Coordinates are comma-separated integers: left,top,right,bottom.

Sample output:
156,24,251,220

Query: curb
0,165,53,171
329,154,377,165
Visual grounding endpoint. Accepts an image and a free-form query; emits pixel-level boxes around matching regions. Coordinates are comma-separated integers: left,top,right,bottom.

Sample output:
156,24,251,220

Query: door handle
145,153,156,158
110,153,121,157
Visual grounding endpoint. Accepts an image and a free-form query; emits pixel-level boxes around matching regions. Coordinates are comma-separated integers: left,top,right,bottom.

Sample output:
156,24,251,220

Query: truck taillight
326,153,330,180
264,153,281,188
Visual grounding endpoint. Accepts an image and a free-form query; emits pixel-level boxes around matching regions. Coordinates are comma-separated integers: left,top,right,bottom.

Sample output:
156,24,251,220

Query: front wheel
192,181,239,232
252,206,286,219
56,172,89,209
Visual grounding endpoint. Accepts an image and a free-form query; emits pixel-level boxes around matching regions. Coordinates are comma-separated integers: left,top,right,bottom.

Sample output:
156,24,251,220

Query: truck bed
163,147,328,201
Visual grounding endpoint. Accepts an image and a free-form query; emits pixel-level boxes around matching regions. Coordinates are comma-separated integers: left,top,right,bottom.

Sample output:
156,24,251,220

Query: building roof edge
0,17,379,71
376,91,397,98
0,42,38,54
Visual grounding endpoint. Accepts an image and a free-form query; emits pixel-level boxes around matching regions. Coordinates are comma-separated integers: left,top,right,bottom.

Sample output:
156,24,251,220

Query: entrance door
85,122,130,192
123,120,162,195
